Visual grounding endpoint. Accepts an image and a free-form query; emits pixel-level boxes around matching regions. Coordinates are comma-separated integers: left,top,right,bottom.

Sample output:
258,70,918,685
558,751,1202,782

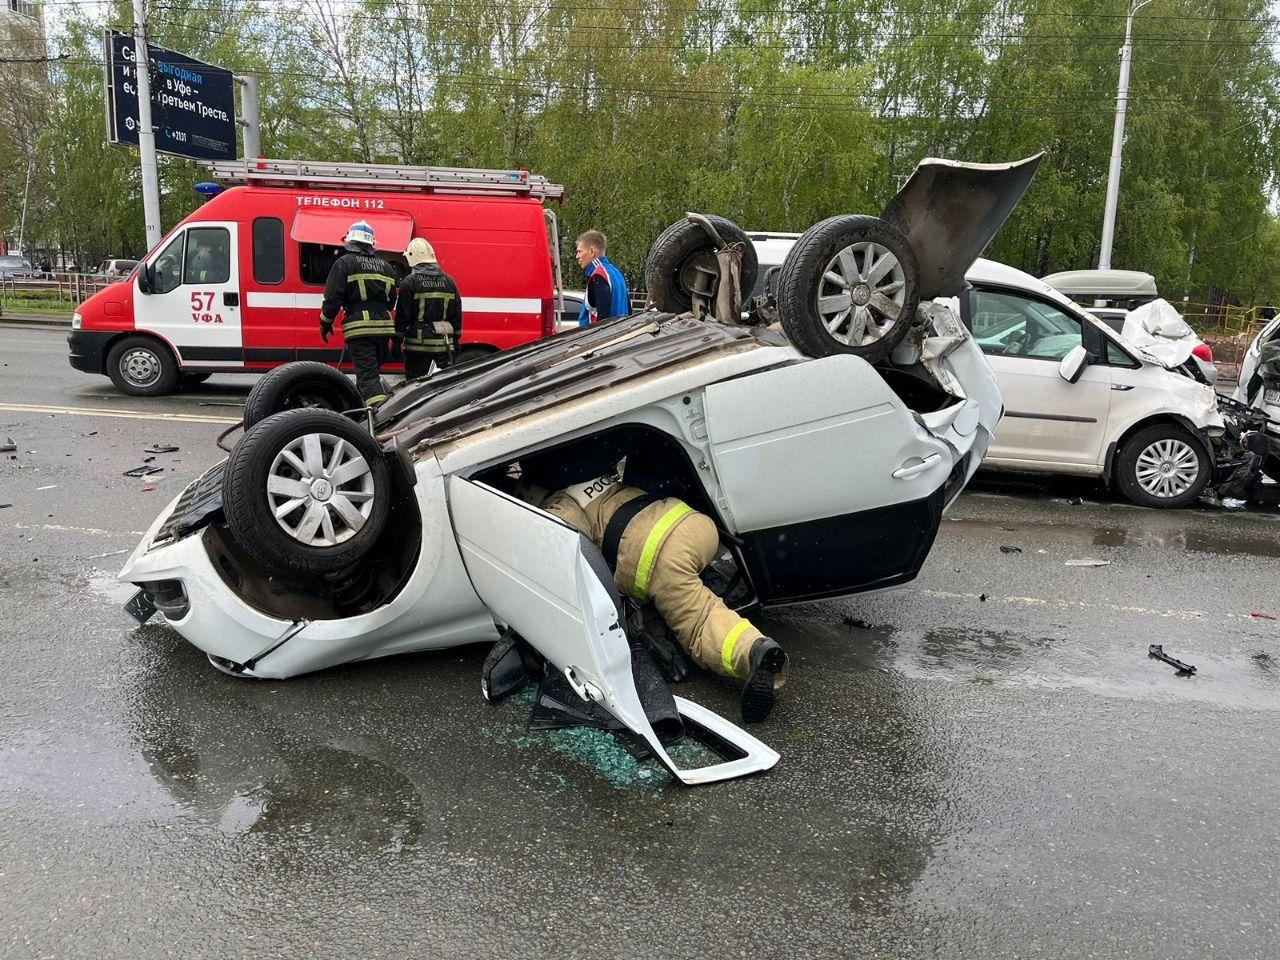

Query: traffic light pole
236,74,261,159
132,0,163,251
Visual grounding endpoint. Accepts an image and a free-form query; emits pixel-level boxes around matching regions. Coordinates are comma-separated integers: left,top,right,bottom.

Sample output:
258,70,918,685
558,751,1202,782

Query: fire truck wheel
222,408,391,576
243,362,364,430
644,215,758,314
106,336,180,396
775,215,920,364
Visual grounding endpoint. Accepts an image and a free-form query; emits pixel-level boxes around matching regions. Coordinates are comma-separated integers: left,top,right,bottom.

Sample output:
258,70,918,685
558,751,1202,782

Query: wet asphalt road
2,324,1279,959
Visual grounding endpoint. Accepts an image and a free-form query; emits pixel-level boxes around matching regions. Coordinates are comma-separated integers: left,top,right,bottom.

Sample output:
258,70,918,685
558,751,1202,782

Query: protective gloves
319,315,334,343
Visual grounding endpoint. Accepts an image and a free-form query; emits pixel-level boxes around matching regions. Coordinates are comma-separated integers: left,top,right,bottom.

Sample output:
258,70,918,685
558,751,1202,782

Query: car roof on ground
1041,268,1158,300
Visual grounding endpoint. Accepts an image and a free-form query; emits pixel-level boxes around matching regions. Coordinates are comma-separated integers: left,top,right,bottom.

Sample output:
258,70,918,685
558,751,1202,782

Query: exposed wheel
1115,423,1210,508
775,215,919,363
222,408,391,575
644,215,758,314
106,336,179,396
179,372,212,388
242,361,363,430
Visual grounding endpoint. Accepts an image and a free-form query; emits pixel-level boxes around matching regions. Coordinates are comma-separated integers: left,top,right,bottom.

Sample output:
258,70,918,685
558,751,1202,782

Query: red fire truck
68,159,566,395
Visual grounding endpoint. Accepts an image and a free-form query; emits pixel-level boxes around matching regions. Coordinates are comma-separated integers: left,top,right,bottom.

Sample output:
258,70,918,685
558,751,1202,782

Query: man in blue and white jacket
574,230,630,326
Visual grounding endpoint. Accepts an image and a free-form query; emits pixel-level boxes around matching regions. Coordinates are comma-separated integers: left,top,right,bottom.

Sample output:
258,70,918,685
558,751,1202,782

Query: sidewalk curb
0,314,72,328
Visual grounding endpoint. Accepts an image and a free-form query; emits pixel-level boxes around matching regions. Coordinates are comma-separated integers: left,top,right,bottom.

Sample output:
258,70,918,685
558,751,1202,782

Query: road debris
35,485,57,491
123,465,164,478
1000,545,1022,554
0,503,11,510
1250,612,1277,621
1065,558,1111,567
1148,644,1197,675
979,593,988,601
0,436,14,452
86,548,128,560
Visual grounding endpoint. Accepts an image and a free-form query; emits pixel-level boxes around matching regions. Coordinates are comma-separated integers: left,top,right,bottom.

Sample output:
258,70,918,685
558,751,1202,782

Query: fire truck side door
135,221,242,368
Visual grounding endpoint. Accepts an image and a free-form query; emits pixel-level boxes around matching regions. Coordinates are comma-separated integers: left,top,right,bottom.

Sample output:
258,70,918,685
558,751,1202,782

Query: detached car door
447,477,778,785
703,355,958,603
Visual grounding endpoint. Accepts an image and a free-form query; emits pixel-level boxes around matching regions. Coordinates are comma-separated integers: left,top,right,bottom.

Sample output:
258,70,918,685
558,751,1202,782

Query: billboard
104,30,238,162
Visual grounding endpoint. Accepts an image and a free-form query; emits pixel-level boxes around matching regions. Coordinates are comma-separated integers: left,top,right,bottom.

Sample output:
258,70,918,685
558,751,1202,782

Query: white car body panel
448,477,779,784
704,354,953,531
120,455,498,678
1234,316,1280,404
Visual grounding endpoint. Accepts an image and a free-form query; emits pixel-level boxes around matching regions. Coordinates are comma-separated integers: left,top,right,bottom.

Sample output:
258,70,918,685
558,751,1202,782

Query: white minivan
754,239,1224,508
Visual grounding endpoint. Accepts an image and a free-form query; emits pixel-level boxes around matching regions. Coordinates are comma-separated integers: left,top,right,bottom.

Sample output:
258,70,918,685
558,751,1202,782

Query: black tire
179,372,212,387
222,408,391,576
1261,455,1280,486
106,335,179,396
775,215,920,364
1114,423,1211,509
643,215,758,314
242,361,363,430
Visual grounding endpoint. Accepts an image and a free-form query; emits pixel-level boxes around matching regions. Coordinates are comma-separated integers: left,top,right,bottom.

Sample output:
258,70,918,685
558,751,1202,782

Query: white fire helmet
344,221,376,248
405,237,438,266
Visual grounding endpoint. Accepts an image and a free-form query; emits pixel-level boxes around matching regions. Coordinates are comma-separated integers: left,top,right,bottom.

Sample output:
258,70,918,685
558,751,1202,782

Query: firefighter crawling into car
517,446,790,723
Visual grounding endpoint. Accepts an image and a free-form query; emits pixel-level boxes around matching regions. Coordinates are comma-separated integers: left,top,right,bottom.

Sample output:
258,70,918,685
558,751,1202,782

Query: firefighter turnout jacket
321,251,398,339
395,263,462,355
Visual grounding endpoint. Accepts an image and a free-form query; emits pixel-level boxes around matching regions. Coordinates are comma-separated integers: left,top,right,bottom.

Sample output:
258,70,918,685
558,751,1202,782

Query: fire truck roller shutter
290,207,415,252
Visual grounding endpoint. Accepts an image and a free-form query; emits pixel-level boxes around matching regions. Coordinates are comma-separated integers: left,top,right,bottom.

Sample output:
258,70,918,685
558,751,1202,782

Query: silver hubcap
817,241,907,346
1135,438,1199,498
122,348,161,386
267,433,374,547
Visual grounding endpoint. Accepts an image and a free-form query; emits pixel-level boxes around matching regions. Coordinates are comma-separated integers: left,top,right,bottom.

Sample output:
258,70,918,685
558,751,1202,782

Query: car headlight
71,312,82,329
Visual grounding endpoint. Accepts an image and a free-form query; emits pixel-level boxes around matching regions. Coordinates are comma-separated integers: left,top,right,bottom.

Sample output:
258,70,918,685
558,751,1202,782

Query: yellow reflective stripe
364,394,387,406
720,620,752,678
631,502,691,599
347,273,394,287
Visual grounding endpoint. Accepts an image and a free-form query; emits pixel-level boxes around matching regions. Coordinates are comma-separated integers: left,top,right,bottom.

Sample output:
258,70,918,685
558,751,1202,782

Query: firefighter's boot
740,638,788,724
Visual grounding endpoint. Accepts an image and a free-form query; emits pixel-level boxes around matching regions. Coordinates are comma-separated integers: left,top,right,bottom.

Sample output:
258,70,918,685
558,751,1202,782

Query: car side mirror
1059,344,1088,383
138,265,153,294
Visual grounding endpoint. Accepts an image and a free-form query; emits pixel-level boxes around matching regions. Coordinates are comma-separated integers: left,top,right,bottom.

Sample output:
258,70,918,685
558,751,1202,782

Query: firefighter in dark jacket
395,238,463,380
319,221,399,406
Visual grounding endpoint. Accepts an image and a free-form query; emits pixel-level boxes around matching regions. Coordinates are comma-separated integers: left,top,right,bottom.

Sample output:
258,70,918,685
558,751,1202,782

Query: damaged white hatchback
119,155,1039,784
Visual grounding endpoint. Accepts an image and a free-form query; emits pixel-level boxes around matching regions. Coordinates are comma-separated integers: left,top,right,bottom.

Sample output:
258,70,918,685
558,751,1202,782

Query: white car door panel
447,477,778,785
703,355,951,532
972,288,1111,466
135,222,243,367
986,354,1111,464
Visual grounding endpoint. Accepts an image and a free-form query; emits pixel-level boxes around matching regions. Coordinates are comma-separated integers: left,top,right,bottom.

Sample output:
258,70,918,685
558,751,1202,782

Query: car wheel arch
95,329,175,375
1105,413,1211,486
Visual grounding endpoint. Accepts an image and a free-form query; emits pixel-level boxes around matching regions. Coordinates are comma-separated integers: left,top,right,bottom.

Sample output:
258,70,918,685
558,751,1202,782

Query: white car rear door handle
892,453,942,479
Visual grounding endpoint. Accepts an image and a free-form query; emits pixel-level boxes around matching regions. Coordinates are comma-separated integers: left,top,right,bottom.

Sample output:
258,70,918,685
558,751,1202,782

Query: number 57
190,291,214,313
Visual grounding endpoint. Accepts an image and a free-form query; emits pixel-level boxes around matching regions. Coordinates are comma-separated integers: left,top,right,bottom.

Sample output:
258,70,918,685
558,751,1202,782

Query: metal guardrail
0,273,113,318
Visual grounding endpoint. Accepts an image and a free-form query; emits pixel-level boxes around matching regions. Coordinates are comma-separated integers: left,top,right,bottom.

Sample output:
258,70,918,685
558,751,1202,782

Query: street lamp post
1098,0,1154,271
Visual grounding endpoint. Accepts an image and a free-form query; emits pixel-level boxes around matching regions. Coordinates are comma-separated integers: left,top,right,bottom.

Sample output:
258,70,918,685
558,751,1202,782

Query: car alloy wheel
122,347,162,387
816,241,907,347
1134,437,1200,499
267,432,375,546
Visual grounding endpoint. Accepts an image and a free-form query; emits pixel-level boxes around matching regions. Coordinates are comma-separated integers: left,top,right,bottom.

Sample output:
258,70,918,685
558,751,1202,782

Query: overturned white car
118,156,1039,784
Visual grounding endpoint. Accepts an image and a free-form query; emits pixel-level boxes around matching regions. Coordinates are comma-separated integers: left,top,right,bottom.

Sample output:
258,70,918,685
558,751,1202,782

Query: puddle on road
823,618,1280,711
945,515,1280,558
